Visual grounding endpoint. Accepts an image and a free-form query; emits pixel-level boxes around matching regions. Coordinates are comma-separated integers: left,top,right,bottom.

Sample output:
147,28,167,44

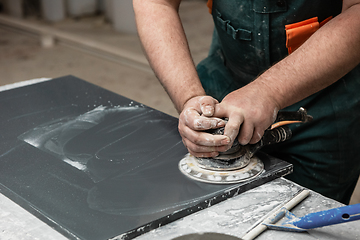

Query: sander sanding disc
178,153,264,184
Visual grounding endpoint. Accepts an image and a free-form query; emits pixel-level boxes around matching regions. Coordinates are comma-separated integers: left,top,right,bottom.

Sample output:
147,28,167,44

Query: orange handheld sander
179,107,313,184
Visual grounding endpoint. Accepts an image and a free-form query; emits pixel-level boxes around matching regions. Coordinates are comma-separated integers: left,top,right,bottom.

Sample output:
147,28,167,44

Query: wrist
178,92,207,113
251,73,287,111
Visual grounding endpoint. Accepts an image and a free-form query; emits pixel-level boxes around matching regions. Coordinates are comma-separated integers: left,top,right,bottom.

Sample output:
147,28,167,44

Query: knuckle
200,100,211,107
218,145,230,153
199,95,211,103
178,122,186,134
182,139,187,148
192,135,202,145
189,144,203,153
193,119,202,129
239,134,250,142
178,126,185,136
247,109,261,122
227,121,239,130
193,118,209,130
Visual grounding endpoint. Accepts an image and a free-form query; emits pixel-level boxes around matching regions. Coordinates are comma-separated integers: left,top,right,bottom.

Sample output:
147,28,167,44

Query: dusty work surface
1,177,358,240
0,76,292,240
137,178,360,240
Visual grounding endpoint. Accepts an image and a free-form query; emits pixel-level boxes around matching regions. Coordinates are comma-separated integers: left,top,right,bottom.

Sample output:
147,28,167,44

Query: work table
0,178,358,240
137,178,358,240
0,78,358,240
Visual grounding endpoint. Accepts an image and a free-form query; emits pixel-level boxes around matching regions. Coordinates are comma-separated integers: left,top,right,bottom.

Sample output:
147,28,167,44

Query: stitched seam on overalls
216,10,252,41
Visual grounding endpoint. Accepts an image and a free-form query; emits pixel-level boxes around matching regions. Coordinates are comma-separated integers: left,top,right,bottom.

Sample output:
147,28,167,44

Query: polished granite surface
0,76,292,240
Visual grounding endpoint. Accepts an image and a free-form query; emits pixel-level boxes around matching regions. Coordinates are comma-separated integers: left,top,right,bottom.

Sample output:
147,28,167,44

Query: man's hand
178,96,230,158
214,82,280,147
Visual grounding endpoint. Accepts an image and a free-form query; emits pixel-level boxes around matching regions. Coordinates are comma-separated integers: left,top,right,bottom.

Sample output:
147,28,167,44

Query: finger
249,128,264,144
181,108,225,131
199,96,219,117
180,126,230,147
182,138,229,157
193,116,226,131
237,120,254,145
181,107,201,125
188,149,219,158
212,103,229,119
182,138,187,148
223,114,243,145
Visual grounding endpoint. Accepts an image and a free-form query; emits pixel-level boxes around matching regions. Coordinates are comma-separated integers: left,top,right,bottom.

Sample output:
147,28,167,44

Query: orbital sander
179,107,313,184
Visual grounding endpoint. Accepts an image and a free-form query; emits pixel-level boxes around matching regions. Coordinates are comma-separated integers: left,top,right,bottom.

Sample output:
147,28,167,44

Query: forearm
133,0,205,113
250,2,360,110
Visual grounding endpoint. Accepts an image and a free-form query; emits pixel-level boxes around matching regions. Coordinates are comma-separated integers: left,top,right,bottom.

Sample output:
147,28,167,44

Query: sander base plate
178,153,264,184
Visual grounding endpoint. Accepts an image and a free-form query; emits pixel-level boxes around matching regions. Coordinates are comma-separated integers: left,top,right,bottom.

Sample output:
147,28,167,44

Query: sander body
179,107,313,184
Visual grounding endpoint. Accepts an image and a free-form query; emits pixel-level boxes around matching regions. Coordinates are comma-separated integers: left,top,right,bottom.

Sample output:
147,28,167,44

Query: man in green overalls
133,0,360,204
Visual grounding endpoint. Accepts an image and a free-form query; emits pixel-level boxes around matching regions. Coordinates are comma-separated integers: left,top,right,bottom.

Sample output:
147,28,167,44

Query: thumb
199,96,219,117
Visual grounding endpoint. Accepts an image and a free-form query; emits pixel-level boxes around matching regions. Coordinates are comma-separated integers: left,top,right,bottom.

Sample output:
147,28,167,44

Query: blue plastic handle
293,203,360,229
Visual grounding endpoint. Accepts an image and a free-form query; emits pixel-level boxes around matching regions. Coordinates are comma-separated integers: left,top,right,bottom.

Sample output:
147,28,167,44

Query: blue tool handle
293,203,360,229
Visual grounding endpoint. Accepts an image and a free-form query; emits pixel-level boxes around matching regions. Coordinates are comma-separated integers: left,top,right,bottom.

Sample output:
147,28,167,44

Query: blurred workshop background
0,0,212,117
0,0,358,204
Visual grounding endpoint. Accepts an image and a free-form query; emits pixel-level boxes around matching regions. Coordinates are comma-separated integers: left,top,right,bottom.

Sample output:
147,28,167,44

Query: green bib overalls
197,0,360,204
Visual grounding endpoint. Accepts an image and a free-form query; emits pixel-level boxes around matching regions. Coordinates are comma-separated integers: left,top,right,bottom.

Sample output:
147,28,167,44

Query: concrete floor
0,1,359,204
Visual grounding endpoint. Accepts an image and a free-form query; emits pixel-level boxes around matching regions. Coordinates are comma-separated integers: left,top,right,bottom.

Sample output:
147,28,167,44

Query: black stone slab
0,76,292,240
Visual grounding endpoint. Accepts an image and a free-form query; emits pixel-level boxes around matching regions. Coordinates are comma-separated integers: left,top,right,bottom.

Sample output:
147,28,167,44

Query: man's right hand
178,96,231,158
